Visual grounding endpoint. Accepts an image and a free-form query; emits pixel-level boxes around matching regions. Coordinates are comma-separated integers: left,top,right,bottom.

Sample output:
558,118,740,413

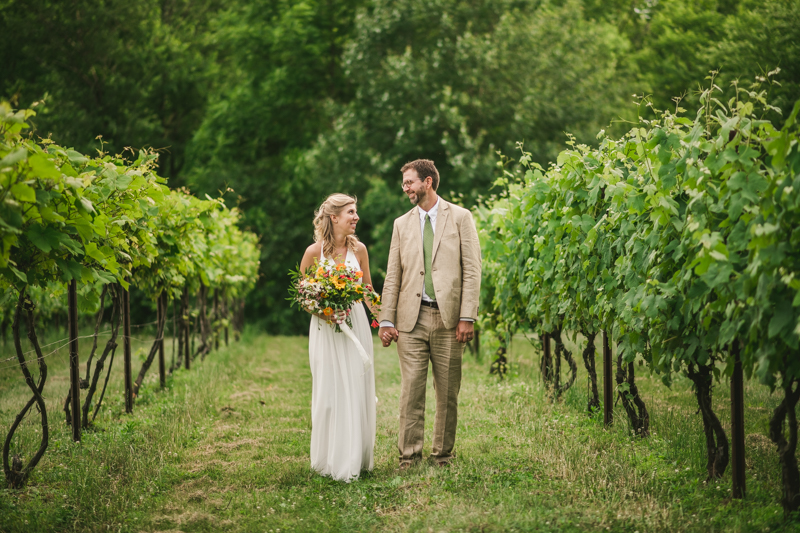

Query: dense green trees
1,0,797,332
0,0,221,177
183,0,366,330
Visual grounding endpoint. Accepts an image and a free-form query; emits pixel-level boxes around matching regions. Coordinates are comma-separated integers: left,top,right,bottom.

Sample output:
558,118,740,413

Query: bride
299,193,378,482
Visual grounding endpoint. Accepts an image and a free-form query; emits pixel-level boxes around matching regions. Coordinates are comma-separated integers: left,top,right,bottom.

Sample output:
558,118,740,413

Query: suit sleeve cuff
379,320,395,328
459,318,475,322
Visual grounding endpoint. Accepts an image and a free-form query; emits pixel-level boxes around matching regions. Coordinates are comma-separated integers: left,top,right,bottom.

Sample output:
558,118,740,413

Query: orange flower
316,267,325,276
355,271,363,278
323,307,333,316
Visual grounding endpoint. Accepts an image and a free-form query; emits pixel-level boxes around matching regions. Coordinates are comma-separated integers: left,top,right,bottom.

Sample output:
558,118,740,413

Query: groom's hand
456,320,475,343
379,326,399,347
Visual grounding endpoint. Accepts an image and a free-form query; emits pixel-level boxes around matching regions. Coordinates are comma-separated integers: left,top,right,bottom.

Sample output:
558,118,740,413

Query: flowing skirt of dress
309,303,376,482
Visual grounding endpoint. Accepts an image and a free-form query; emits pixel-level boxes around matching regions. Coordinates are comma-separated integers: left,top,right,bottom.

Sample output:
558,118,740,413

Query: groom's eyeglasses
402,178,426,190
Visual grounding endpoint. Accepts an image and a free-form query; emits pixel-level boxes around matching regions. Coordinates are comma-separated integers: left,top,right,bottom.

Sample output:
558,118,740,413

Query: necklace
330,244,348,264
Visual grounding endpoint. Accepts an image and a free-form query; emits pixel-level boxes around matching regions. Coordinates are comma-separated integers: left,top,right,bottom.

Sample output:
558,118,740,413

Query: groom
379,159,482,468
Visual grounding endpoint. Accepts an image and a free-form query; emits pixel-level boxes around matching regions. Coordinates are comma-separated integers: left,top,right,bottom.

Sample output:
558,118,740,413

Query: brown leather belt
420,300,439,309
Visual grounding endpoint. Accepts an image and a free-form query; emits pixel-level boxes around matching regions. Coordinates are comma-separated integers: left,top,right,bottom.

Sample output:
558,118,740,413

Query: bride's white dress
308,247,376,482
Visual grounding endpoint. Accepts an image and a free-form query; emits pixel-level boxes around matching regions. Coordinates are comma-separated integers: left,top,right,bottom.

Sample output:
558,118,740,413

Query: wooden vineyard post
67,280,81,441
122,283,133,413
603,330,613,427
171,297,176,371
542,333,551,384
731,341,746,498
213,288,220,351
223,288,229,347
158,293,166,389
183,287,190,370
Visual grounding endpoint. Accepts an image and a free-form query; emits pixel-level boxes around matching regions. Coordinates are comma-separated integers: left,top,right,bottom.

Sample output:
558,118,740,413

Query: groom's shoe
427,454,453,466
398,462,413,471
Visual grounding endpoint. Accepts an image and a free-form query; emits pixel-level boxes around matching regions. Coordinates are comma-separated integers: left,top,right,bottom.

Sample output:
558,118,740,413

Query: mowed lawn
0,326,796,532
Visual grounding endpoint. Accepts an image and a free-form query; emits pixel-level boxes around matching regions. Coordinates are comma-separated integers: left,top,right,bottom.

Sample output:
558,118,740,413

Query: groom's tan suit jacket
380,199,482,332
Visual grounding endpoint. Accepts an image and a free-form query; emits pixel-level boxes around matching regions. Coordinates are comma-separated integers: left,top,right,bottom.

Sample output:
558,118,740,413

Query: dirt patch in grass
151,510,232,529
193,437,263,456
229,390,256,401
186,459,238,473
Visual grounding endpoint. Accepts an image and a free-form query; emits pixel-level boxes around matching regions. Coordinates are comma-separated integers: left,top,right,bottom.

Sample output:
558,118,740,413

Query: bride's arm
299,244,332,322
355,243,380,317
299,243,319,273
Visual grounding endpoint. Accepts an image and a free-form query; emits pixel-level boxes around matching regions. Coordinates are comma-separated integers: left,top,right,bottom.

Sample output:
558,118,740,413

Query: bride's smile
334,205,359,235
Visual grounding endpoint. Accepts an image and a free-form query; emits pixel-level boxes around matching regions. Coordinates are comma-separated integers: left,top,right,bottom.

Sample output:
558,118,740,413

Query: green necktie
423,214,436,300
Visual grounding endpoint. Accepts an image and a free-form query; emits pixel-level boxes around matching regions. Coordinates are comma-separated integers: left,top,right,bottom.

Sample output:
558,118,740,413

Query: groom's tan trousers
397,305,464,464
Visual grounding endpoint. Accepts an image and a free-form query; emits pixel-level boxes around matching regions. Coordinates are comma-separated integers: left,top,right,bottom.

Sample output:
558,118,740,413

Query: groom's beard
409,189,426,205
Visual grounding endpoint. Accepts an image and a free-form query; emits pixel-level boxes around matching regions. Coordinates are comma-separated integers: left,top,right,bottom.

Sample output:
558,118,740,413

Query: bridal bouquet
288,259,381,332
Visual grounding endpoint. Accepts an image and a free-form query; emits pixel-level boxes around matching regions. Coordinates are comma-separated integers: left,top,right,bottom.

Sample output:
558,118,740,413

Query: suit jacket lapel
432,200,449,261
408,206,423,260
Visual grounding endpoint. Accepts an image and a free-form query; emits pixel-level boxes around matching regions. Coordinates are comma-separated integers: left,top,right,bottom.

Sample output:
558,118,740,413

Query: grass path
0,328,797,532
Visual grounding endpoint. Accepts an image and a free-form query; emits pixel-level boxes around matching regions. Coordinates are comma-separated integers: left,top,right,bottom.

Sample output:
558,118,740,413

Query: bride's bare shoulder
354,241,370,258
300,243,322,270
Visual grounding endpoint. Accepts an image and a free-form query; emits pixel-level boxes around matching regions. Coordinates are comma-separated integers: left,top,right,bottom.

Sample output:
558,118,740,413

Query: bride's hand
331,309,348,325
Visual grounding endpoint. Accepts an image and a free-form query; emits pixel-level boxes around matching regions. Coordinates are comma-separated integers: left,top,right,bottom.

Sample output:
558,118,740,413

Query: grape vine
0,102,260,488
478,76,800,511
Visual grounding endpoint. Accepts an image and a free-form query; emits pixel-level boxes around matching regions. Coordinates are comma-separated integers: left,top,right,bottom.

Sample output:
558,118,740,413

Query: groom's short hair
401,159,439,191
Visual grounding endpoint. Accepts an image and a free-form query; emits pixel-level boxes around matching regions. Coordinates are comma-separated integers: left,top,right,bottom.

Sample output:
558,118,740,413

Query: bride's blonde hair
313,193,360,259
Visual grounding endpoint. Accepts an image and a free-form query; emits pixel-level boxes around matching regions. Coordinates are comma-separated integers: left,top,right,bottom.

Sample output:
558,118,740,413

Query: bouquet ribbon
338,321,372,370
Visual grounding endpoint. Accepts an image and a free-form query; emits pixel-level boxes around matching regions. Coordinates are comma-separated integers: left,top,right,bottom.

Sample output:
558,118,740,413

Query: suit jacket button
416,293,420,297
420,271,424,275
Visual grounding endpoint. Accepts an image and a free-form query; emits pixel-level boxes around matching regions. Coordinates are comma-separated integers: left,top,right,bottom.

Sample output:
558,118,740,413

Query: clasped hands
379,321,475,347
379,326,399,347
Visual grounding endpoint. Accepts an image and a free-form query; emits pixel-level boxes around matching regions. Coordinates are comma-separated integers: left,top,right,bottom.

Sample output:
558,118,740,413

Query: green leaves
25,224,62,253
0,100,259,311
27,154,61,179
768,301,793,339
480,79,800,391
10,182,36,202
55,258,83,282
0,148,27,170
